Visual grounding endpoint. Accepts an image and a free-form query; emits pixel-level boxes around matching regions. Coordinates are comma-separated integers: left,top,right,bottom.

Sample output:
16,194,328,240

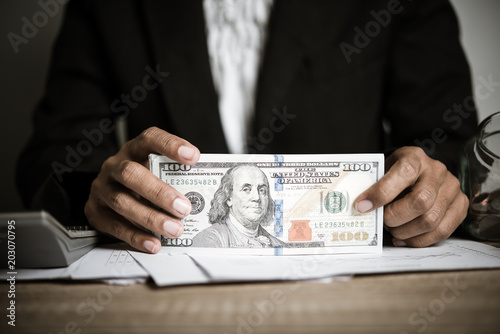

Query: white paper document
4,238,499,287
1,243,148,281
128,251,210,286
71,243,148,279
131,238,500,286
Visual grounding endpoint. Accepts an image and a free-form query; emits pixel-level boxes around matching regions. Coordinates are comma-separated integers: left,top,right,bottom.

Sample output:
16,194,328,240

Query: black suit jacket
17,0,478,223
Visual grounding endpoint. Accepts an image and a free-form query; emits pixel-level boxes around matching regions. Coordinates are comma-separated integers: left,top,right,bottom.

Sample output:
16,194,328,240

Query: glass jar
460,111,500,241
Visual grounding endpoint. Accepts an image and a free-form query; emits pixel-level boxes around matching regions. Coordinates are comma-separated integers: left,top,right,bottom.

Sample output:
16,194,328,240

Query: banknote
149,154,384,255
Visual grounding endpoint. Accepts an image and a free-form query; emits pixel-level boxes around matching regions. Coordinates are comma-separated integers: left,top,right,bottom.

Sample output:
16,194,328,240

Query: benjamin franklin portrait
192,164,284,248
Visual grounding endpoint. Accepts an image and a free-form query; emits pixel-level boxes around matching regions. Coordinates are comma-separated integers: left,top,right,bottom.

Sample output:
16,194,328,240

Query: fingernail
143,240,158,253
173,197,192,216
356,200,373,213
178,145,195,160
163,220,183,237
393,239,407,247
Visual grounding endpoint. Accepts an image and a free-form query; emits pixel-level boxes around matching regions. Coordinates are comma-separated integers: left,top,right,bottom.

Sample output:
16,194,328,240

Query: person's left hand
353,146,469,247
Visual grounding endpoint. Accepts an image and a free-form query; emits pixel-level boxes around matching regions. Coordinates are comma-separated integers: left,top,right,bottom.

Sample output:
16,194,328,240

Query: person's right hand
84,127,200,253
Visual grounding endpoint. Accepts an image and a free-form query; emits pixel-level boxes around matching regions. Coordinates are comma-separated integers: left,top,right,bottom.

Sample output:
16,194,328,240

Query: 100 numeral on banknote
149,154,384,255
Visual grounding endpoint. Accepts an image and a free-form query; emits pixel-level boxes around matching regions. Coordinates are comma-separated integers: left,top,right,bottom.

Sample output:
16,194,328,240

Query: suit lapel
141,0,228,152
254,0,356,136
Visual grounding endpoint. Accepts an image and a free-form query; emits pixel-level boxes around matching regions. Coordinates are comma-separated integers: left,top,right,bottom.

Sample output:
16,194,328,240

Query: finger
127,127,200,165
383,161,448,227
387,172,459,240
85,201,161,253
110,160,192,218
353,150,423,213
99,182,185,238
392,191,469,248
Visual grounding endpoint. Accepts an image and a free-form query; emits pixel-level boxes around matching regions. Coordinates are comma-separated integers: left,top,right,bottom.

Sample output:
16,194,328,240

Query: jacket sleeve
384,0,478,172
16,0,119,224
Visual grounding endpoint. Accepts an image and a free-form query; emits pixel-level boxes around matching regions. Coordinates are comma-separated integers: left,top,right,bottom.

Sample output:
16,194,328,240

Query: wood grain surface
2,268,500,334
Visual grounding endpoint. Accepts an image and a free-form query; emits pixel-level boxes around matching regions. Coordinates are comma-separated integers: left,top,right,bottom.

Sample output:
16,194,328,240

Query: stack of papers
129,238,500,286
3,238,500,287
2,243,148,285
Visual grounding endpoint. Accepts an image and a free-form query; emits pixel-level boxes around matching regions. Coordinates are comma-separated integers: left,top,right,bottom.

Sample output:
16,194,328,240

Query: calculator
0,211,100,268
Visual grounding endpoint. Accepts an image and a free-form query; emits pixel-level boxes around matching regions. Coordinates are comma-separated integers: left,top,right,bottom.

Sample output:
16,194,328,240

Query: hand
84,127,200,253
353,146,468,247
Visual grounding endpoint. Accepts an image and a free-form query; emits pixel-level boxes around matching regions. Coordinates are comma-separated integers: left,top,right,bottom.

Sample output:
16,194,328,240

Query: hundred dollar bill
149,154,384,255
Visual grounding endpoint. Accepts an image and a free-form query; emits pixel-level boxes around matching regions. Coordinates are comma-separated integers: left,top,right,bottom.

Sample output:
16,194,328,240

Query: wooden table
2,266,500,334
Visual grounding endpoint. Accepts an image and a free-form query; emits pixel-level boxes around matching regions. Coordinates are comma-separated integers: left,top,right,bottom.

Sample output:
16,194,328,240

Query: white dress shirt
203,0,274,153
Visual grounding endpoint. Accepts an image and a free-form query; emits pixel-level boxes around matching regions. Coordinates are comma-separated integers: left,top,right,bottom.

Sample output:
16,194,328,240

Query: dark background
1,0,499,213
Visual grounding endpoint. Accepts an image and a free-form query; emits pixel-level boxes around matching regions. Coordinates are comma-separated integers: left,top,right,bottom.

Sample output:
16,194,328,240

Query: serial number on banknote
166,179,219,186
314,221,366,228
